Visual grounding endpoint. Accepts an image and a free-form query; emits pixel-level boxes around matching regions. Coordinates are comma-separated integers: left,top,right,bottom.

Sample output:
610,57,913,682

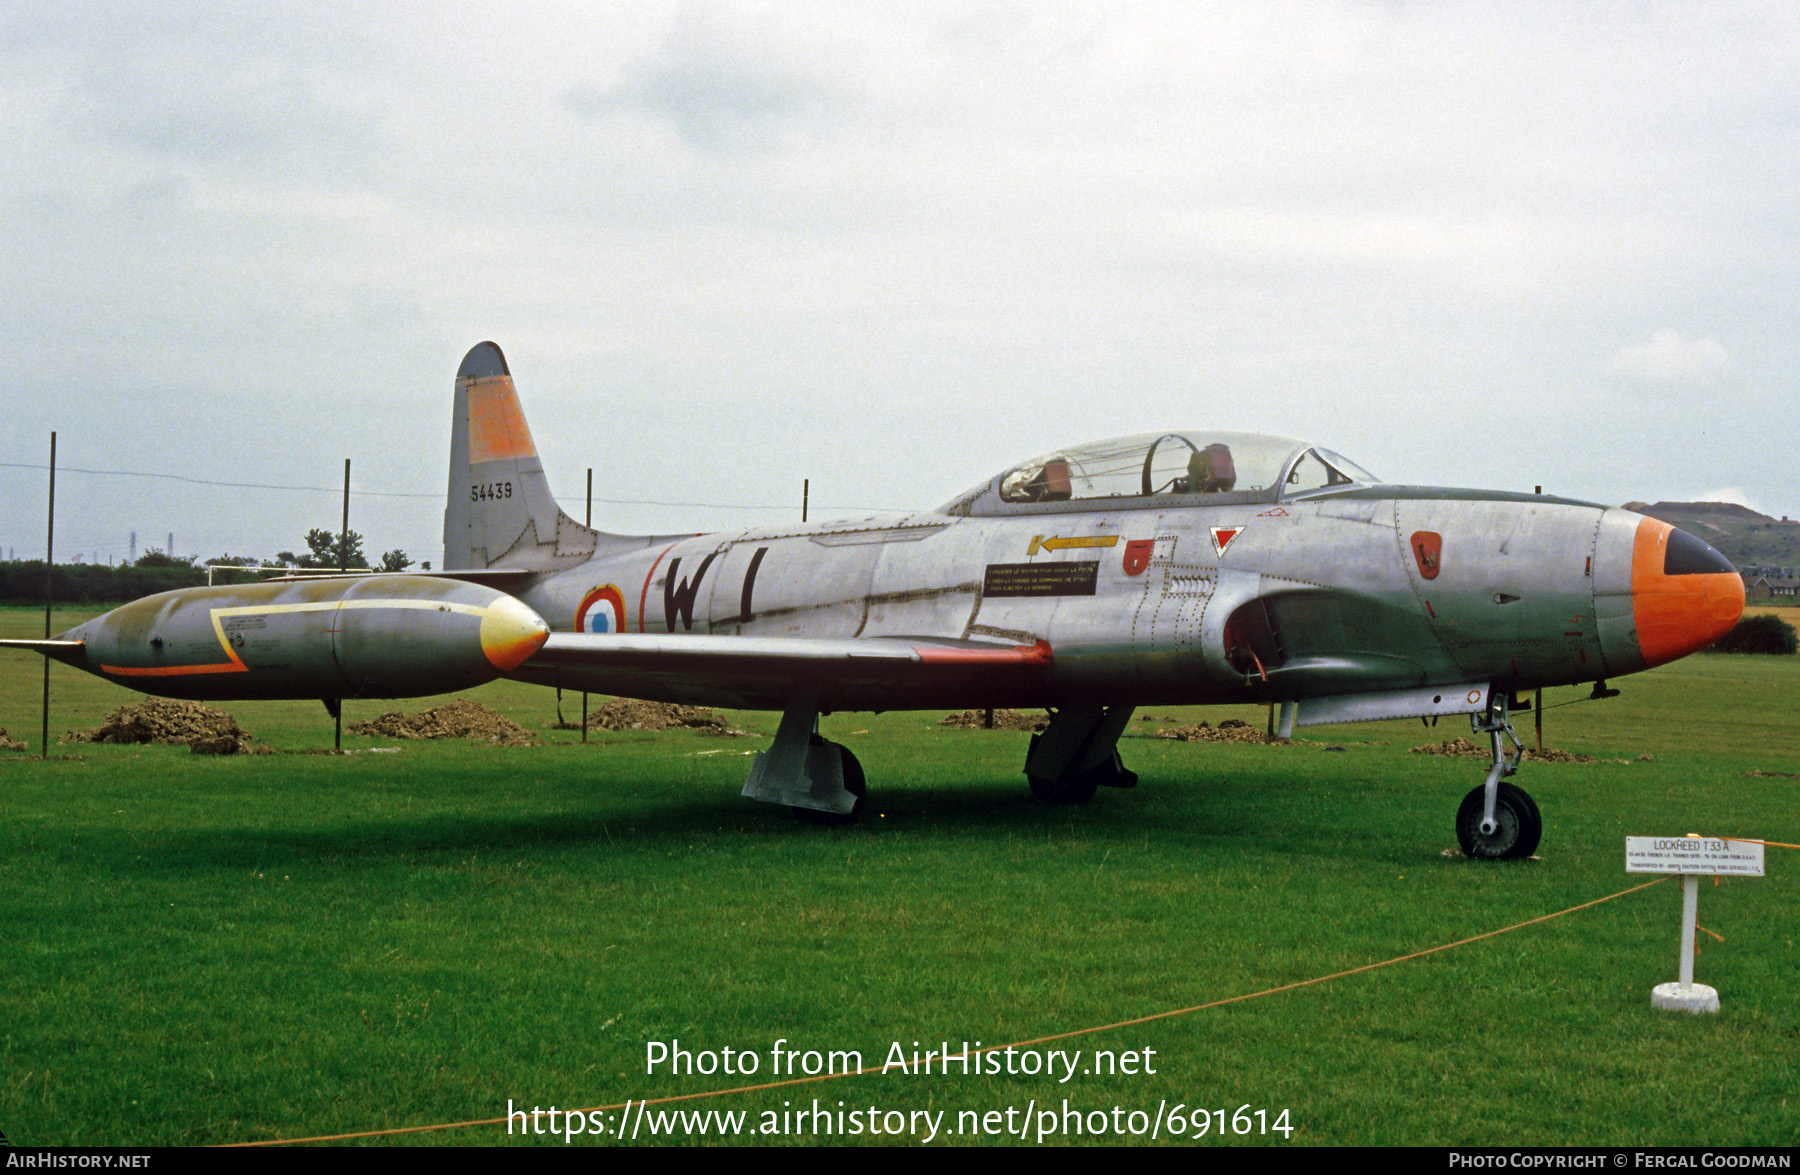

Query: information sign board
1624,837,1764,877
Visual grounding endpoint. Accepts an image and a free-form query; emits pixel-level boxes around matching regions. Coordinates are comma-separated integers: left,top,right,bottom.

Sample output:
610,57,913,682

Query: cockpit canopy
943,431,1378,517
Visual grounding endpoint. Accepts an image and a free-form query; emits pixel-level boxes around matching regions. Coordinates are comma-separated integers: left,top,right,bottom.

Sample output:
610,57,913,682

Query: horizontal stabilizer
417,567,541,588
261,568,541,589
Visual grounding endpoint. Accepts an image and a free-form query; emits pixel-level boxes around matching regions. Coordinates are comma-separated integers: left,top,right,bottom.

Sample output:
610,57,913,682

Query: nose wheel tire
1455,782,1542,860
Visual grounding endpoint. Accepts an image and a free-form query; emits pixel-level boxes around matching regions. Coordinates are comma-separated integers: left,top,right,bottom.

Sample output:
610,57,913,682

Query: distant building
1745,573,1798,600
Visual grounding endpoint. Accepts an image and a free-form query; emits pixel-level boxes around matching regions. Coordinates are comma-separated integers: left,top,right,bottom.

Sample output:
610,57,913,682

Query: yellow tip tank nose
479,596,551,671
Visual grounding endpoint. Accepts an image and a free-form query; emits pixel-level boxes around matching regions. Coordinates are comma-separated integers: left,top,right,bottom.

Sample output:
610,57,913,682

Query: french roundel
575,585,627,634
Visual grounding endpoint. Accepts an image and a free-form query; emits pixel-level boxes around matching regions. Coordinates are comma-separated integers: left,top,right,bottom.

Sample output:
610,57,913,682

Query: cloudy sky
4,1,1796,567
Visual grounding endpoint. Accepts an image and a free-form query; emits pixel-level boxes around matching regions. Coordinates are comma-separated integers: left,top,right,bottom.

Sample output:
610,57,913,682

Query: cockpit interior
945,431,1379,516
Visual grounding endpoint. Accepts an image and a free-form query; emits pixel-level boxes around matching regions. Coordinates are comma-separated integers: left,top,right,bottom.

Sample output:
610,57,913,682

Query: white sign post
1625,834,1765,1014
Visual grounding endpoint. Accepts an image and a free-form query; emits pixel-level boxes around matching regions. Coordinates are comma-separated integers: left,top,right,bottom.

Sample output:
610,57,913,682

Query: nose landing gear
1455,691,1542,860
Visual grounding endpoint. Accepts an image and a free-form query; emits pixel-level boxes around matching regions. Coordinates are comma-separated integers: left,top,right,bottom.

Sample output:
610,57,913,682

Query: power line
0,460,901,515
0,460,433,499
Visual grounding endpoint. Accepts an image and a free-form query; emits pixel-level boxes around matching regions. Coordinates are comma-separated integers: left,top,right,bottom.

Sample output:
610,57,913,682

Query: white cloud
1608,329,1733,382
560,2,854,153
4,3,1799,553
1693,486,1767,516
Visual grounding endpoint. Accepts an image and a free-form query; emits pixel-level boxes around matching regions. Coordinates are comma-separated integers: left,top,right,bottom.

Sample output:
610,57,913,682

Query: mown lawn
1,606,1794,1146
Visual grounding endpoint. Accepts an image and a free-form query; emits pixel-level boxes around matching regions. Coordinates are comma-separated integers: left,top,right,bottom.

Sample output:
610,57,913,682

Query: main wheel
1028,774,1098,803
1455,782,1542,860
797,737,865,824
838,743,866,811
1028,771,1098,804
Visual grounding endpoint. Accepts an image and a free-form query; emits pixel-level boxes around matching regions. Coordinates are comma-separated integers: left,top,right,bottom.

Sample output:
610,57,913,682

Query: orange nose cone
1631,518,1744,668
479,596,551,671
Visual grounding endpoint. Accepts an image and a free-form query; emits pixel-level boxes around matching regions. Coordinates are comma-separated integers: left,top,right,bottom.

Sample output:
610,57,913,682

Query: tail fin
442,342,600,571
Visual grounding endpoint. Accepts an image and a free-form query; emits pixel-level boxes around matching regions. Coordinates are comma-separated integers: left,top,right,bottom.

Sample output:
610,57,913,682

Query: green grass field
1,606,1795,1147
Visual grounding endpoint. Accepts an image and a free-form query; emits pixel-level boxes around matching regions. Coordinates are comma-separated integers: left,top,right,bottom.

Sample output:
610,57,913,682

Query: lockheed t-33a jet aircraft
7,342,1745,859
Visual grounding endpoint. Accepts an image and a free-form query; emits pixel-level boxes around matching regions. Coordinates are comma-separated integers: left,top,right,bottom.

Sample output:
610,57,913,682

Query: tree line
0,529,422,606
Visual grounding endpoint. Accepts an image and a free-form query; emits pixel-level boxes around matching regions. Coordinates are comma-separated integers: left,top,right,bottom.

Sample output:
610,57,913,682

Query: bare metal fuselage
511,488,1661,714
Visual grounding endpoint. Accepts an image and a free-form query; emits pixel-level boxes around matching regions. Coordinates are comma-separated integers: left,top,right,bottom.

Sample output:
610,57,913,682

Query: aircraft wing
515,633,1054,711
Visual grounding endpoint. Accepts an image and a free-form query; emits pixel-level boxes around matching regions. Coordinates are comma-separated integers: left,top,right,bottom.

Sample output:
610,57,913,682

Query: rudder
443,342,599,571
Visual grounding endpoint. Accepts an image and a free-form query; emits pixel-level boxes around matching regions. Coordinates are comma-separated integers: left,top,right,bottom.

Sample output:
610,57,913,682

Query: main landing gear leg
741,690,865,821
1024,702,1138,803
1454,690,1541,860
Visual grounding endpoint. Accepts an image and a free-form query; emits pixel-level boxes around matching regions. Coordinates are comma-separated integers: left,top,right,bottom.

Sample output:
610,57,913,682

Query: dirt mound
1411,736,1490,757
567,698,746,735
938,709,1051,731
1409,737,1599,764
1155,718,1285,744
67,699,256,753
0,728,26,752
348,699,538,746
1535,747,1618,764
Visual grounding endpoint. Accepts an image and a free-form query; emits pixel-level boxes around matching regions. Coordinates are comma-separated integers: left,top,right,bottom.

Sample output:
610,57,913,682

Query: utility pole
339,459,351,572
336,458,350,750
582,467,592,743
1534,485,1543,752
41,432,55,760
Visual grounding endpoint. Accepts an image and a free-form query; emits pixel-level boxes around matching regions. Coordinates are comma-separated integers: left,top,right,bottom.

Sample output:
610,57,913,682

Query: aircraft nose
1628,518,1744,669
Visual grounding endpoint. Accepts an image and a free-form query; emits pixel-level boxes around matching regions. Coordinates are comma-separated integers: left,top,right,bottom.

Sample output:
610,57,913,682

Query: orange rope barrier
227,876,1672,1147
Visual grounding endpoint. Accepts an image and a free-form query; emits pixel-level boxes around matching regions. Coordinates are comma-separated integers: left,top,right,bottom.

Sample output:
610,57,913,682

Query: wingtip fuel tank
50,575,549,701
